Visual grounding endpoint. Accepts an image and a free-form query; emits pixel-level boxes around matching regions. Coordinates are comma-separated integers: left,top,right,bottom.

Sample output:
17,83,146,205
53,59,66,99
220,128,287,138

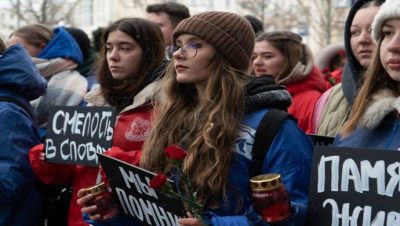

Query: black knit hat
65,27,91,60
172,11,255,72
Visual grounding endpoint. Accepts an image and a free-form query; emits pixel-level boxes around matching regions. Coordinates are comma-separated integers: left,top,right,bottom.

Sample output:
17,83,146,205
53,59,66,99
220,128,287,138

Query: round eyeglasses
165,43,201,60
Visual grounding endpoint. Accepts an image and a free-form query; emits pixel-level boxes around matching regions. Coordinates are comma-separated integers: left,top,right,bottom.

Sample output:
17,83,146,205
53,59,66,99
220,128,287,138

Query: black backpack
250,109,290,177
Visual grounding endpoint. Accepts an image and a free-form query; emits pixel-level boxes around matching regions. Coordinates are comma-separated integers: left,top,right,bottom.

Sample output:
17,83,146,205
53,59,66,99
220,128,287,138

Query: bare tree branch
119,0,146,9
238,0,345,50
237,0,269,24
6,0,82,26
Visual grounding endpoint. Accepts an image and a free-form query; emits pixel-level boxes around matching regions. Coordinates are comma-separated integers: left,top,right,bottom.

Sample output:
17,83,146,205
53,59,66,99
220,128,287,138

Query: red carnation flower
149,173,167,189
164,144,187,160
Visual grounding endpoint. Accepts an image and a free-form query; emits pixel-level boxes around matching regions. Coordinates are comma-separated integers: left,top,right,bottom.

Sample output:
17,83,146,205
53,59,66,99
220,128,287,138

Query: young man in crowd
146,2,190,46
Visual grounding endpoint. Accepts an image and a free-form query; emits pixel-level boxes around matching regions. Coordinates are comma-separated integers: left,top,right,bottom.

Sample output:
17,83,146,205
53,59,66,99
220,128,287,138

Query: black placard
98,154,186,226
308,134,335,146
44,106,116,166
307,146,400,225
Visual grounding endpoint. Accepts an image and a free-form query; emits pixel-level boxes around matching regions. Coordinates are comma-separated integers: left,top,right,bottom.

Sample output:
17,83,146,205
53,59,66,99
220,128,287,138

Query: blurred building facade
0,0,352,54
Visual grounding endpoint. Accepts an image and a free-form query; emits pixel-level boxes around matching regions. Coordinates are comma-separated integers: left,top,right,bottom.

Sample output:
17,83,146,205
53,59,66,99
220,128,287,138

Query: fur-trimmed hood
360,89,400,129
342,0,386,104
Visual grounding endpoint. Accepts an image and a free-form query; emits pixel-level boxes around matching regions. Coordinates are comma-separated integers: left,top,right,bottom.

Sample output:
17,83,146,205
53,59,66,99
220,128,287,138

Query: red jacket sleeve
105,146,142,166
29,144,75,185
99,146,142,186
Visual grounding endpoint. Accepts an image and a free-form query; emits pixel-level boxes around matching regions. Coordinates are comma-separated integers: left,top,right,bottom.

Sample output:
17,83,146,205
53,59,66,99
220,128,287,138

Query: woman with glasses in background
78,11,312,226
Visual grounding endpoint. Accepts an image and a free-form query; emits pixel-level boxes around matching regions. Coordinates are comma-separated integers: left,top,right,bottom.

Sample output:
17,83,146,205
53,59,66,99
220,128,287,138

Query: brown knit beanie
172,11,255,72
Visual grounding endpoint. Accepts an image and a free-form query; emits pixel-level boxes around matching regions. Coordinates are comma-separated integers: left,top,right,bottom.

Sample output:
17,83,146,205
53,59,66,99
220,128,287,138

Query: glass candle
84,182,119,218
250,173,292,223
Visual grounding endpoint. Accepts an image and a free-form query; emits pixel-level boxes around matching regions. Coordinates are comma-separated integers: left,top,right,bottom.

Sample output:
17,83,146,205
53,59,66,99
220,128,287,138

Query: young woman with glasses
77,11,312,226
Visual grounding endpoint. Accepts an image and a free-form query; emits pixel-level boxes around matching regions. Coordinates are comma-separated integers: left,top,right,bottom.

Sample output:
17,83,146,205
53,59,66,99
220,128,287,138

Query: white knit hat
372,0,400,41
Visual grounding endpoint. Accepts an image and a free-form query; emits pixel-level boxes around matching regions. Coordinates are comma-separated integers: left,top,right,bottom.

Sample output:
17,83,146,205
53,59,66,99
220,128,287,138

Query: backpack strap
0,96,35,119
250,109,290,178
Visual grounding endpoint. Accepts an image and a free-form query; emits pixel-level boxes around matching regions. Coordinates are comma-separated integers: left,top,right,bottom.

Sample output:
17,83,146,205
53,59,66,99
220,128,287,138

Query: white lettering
115,187,179,225
52,110,64,134
45,139,56,159
341,158,362,193
318,155,340,193
361,161,385,195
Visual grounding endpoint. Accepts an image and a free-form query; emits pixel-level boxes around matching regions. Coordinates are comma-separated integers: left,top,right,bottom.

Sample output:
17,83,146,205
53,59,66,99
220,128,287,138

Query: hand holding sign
98,154,186,226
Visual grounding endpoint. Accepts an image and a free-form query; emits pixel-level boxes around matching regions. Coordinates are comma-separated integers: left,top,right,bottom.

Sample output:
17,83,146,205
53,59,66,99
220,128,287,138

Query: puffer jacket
0,45,47,226
335,88,400,150
286,66,327,133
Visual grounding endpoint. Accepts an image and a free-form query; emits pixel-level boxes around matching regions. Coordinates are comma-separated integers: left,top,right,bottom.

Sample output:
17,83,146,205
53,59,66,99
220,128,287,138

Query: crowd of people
1,0,400,225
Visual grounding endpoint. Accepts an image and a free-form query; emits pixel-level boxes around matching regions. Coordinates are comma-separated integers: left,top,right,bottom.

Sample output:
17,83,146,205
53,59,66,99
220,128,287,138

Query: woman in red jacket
252,31,327,133
29,18,165,226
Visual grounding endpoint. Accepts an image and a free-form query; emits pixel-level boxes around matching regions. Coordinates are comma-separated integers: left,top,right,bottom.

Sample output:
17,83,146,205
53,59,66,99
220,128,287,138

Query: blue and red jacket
84,108,313,226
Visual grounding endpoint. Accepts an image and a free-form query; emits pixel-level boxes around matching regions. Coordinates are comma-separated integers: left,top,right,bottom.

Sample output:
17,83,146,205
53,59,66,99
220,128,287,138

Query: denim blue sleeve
333,134,342,146
83,213,139,226
0,108,41,204
204,211,251,226
261,118,313,226
204,118,312,226
205,202,307,226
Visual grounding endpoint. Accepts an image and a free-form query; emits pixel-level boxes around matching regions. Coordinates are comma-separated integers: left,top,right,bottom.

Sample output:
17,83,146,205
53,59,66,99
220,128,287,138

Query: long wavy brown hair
340,35,400,137
97,18,164,112
140,52,248,207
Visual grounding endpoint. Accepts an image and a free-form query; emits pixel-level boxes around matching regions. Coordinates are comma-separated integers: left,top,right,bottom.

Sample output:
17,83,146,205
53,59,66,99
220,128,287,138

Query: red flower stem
180,171,203,217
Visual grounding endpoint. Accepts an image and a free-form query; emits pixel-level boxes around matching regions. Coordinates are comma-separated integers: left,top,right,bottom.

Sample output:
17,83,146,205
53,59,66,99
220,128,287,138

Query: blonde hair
340,35,400,136
141,52,248,207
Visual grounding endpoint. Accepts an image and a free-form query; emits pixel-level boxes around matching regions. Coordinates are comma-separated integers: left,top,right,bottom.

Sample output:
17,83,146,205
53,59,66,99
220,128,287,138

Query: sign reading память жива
308,146,400,226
